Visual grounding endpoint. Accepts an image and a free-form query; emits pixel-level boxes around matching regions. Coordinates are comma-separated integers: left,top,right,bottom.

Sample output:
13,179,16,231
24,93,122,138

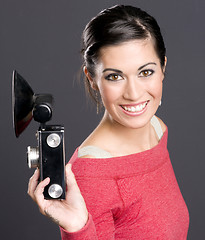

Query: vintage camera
12,70,66,199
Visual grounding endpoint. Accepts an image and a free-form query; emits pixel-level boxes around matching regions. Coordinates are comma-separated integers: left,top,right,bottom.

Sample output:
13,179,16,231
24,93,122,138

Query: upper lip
120,100,149,107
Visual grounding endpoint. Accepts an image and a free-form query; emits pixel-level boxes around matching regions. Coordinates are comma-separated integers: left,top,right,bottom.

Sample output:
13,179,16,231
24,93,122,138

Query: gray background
0,0,204,239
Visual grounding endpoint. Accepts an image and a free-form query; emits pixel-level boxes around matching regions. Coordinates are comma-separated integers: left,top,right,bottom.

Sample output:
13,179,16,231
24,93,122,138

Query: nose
123,78,143,101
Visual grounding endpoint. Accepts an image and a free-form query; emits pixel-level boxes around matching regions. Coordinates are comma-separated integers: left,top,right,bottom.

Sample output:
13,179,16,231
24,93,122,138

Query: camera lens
27,146,39,168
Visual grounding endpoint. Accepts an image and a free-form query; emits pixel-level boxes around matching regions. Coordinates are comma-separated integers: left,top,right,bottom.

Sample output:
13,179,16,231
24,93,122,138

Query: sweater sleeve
59,177,118,239
61,152,121,239
60,213,98,240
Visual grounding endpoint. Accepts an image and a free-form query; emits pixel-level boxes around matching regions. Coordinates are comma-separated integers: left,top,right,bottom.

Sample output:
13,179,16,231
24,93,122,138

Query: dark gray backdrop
0,0,204,239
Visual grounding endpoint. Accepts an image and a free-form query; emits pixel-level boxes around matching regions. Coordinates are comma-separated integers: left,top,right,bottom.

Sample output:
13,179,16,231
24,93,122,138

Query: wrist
62,211,89,233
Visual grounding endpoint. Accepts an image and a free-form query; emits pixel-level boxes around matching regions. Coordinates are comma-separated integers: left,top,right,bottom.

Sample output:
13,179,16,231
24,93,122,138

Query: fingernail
45,177,50,183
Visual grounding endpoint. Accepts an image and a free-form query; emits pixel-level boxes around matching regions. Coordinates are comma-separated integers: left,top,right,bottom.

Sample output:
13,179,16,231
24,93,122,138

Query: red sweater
61,128,189,239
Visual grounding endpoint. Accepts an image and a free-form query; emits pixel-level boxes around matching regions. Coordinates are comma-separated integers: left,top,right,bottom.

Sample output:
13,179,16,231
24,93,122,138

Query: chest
113,160,189,239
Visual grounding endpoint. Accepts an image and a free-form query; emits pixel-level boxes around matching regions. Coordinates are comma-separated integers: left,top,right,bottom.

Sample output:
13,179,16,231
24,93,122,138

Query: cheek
99,84,120,106
148,77,163,98
155,82,163,97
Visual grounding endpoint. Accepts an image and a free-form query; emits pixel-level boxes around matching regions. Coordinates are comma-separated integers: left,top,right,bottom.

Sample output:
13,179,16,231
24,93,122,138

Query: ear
83,66,98,90
162,56,167,75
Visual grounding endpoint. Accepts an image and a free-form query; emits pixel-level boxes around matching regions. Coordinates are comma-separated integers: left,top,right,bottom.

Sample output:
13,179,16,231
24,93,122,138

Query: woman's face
86,39,166,129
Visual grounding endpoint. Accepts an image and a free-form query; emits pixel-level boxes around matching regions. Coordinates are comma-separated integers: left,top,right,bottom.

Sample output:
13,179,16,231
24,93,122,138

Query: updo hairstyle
81,5,166,103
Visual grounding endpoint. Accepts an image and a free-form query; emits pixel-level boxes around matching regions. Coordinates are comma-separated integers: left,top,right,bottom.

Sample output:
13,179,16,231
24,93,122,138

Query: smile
121,101,149,113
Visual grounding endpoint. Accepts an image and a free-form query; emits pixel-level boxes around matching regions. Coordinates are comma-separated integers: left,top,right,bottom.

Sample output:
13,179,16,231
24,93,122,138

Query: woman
28,5,189,239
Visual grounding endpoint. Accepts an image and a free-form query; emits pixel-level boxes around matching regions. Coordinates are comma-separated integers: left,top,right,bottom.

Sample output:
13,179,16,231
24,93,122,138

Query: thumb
65,163,80,192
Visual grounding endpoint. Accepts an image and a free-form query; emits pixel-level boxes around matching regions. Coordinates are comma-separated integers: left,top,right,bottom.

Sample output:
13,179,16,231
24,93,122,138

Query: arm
60,213,97,240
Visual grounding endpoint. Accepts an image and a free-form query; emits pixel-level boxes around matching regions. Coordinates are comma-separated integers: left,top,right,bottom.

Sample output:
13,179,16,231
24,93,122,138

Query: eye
139,69,154,77
105,73,123,81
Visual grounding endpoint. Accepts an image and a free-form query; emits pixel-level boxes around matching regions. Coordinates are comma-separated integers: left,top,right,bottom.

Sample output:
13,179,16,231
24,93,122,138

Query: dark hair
81,5,166,103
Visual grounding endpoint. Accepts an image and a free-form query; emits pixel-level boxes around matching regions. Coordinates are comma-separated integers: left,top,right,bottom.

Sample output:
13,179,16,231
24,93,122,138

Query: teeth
123,102,147,113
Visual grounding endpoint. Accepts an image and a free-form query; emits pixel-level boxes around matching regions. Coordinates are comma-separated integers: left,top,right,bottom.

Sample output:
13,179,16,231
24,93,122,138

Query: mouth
121,101,149,114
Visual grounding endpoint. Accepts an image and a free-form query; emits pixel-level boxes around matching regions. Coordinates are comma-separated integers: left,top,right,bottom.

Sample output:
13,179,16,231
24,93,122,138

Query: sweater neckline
70,128,169,178
76,127,168,160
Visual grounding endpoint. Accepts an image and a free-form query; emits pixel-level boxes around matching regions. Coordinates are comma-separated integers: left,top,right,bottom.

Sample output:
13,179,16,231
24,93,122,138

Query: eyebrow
138,62,156,71
102,62,157,74
102,68,123,73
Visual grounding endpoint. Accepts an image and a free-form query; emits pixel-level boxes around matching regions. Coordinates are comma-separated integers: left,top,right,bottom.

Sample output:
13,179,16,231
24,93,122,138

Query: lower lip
120,102,148,116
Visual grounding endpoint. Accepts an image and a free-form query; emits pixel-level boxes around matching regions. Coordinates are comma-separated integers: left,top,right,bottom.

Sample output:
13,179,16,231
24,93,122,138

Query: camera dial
48,184,63,198
27,146,39,168
47,133,61,148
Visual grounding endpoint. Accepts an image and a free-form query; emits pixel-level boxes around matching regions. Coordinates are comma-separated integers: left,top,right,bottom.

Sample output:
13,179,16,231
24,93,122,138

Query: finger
65,164,81,194
34,177,50,201
27,168,40,199
66,164,78,187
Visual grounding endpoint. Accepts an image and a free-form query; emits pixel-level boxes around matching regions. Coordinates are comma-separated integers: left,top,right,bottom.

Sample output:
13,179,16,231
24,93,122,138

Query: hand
28,164,88,232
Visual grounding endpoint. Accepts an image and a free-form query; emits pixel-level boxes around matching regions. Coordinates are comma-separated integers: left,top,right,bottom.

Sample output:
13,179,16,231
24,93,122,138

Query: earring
95,91,99,114
159,100,162,106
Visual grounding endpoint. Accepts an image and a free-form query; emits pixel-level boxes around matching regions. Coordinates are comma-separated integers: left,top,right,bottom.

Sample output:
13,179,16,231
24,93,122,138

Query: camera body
28,125,66,199
12,70,66,200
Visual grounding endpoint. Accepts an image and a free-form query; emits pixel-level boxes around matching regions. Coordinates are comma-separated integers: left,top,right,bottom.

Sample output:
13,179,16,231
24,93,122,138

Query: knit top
60,127,189,239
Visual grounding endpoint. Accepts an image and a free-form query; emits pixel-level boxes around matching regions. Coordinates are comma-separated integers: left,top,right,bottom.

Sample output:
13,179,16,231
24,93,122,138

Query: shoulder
79,154,96,159
78,126,109,159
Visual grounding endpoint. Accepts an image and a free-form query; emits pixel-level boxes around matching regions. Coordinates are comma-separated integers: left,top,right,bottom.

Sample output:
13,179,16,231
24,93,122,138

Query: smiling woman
27,5,189,240
84,39,165,132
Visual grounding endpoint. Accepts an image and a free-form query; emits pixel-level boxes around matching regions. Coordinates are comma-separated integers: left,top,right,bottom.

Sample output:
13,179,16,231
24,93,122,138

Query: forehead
98,39,160,69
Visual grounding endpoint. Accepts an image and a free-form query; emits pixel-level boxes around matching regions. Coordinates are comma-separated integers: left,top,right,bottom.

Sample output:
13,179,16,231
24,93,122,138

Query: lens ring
27,146,39,168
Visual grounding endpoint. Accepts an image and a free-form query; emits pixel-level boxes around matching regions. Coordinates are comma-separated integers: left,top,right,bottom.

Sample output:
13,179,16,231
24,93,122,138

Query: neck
98,111,157,154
